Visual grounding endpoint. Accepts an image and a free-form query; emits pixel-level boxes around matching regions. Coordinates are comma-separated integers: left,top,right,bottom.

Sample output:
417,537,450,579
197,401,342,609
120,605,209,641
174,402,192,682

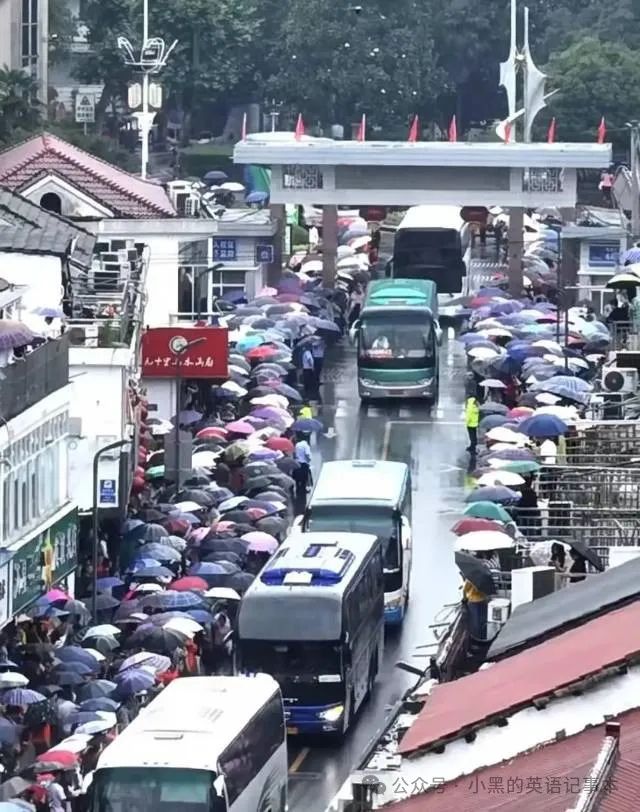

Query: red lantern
134,466,145,478
140,405,149,419
139,434,151,450
131,476,145,493
137,447,147,463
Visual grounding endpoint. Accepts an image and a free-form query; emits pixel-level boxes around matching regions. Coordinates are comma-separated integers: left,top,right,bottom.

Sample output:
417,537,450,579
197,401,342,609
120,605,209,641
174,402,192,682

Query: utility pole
117,1,177,178
628,121,640,244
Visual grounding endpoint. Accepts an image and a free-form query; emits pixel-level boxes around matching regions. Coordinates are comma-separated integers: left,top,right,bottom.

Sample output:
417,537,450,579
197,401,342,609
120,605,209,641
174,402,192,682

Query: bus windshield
90,767,218,812
359,316,434,370
306,504,399,570
395,229,461,267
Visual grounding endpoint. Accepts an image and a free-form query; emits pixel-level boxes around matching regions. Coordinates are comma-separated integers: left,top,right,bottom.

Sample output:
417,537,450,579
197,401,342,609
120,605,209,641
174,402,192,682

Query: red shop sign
141,326,229,379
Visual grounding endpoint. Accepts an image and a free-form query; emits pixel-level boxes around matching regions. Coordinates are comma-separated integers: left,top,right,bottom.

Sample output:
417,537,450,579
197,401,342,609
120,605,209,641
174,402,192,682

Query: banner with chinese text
141,326,229,379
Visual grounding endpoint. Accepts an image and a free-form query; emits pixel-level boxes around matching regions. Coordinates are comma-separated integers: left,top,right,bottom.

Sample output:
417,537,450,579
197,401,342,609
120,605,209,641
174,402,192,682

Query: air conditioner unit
183,195,200,216
602,367,638,394
488,598,510,624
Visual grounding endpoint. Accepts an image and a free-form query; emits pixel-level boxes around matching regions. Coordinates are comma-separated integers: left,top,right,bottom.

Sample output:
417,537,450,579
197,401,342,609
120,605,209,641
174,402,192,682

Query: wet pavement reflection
287,331,468,811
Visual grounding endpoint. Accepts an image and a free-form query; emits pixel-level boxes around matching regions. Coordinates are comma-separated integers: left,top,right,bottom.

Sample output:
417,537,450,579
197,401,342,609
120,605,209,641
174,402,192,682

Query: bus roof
397,205,463,231
309,460,409,507
364,279,437,311
238,532,379,641
95,675,280,772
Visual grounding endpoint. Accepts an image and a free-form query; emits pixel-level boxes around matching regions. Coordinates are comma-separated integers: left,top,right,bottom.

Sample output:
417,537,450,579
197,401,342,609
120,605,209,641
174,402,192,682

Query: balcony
0,334,70,422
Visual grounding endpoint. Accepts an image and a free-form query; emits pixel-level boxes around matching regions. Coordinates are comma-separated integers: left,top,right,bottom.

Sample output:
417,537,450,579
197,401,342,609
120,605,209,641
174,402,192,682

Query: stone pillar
268,203,285,286
507,207,524,296
322,205,338,287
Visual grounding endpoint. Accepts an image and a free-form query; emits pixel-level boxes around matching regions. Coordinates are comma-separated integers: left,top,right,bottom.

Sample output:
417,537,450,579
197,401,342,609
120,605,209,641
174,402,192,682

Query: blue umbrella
189,562,227,575
222,290,248,304
0,718,22,745
55,671,87,687
519,414,568,438
621,247,640,264
96,576,125,591
80,697,120,712
1,688,45,705
271,383,302,401
54,660,96,676
138,544,181,562
246,190,268,203
32,306,65,318
130,557,162,571
173,410,203,426
55,647,99,667
132,565,174,579
479,414,509,432
76,680,117,701
186,609,215,624
140,590,205,611
68,710,105,727
112,669,155,698
292,418,323,433
466,485,521,504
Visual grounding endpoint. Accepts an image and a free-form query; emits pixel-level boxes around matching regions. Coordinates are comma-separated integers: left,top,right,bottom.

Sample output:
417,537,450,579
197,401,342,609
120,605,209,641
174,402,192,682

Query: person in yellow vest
465,395,480,455
463,579,488,640
298,402,313,420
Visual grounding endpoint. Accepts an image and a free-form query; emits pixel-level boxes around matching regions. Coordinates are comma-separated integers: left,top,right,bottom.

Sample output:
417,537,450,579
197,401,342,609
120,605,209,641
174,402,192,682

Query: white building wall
0,253,63,333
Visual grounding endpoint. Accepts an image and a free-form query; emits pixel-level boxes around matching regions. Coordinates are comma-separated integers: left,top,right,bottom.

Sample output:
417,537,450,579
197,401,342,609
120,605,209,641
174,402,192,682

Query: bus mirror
348,322,360,343
293,515,303,529
212,776,226,811
435,322,443,346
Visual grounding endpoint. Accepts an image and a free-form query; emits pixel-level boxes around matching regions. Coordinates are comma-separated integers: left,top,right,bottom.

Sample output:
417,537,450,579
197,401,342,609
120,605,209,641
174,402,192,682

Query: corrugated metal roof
0,133,175,218
488,555,640,661
398,600,640,756
389,708,640,812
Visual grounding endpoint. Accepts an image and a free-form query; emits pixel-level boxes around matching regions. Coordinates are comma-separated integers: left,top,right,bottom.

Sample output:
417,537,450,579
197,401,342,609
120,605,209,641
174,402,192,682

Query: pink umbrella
189,526,211,543
45,588,69,603
259,286,278,296
242,531,279,554
225,420,256,435
215,521,237,532
247,508,268,520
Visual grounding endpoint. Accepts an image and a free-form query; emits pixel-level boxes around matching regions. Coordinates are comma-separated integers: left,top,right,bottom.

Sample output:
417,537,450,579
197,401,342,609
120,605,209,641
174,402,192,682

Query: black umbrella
201,538,248,557
454,551,496,595
81,635,119,655
567,540,604,572
175,489,216,507
241,474,273,493
203,551,243,566
135,507,166,523
255,516,287,536
478,402,509,416
247,386,277,399
55,671,87,687
129,627,186,653
94,593,120,611
227,572,255,593
275,457,300,475
183,474,211,487
221,509,254,523
0,776,31,799
228,355,251,372
114,599,141,620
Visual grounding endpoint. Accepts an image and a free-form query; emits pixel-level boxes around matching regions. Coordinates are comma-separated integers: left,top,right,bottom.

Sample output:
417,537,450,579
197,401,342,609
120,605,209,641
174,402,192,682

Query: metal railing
607,321,640,351
0,335,70,422
67,248,149,350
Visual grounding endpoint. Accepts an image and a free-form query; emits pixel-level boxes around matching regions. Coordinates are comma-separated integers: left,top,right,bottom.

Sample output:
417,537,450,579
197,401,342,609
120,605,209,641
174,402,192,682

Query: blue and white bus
236,532,384,737
299,460,412,625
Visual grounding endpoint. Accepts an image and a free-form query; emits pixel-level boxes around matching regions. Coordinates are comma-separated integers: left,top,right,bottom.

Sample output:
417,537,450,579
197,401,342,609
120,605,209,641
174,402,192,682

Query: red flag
597,116,606,144
547,117,556,144
448,115,457,143
504,122,512,143
408,115,419,143
356,113,366,142
241,112,247,141
294,113,305,141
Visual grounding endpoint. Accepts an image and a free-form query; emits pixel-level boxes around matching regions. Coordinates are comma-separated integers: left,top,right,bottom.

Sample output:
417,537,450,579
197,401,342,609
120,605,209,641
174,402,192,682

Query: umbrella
140,590,204,611
129,627,187,653
0,777,31,801
488,459,541,475
463,501,512,522
479,414,509,432
466,485,521,505
83,624,121,638
605,273,640,288
68,710,109,727
204,170,228,183
173,409,203,426
292,418,323,433
519,413,568,438
76,680,117,701
35,748,78,768
242,531,279,553
133,565,175,579
454,551,496,596
171,576,208,592
1,688,45,705
204,587,241,601
480,378,507,389
95,576,125,591
0,320,34,350
55,672,88,687
265,437,294,454
113,668,156,696
567,540,604,572
478,402,509,416
163,617,202,636
0,719,22,746
485,426,526,445
118,652,171,674
76,718,117,736
79,698,120,712
454,530,513,552
476,465,525,485
450,518,506,536
138,544,181,563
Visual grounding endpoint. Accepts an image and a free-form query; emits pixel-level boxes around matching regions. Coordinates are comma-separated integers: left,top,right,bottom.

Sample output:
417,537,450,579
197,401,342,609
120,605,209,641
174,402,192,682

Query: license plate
287,726,298,735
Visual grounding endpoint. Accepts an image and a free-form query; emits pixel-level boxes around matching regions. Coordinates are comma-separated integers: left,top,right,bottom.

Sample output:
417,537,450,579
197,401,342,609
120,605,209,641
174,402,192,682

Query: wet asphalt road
287,331,468,811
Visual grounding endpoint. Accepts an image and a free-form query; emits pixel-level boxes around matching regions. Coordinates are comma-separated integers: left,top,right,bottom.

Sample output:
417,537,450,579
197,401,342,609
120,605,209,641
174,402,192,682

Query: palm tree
0,67,43,141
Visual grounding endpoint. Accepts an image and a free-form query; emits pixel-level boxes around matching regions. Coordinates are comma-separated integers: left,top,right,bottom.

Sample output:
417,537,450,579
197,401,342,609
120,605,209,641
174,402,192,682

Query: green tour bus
350,278,442,402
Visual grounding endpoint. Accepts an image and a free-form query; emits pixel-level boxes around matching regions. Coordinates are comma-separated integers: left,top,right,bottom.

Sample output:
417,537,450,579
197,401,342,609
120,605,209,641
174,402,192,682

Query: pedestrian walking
348,284,364,328
312,338,325,395
465,394,480,456
301,345,316,400
293,433,312,504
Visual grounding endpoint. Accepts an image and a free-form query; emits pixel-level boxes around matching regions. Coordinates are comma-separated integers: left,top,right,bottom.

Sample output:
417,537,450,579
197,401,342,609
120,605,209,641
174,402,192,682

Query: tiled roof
389,708,640,812
398,600,640,756
0,186,95,265
0,133,175,218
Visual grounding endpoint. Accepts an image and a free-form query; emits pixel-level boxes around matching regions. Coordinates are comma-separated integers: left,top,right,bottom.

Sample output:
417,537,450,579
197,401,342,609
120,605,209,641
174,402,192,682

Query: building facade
0,0,49,107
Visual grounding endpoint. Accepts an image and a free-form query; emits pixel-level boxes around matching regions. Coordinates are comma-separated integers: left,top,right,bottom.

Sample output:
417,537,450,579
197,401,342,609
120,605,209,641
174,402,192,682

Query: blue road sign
213,238,237,261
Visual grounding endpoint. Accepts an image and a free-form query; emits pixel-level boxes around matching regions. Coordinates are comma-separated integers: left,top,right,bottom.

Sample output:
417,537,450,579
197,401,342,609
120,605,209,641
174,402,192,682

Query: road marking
335,399,348,418
436,408,444,418
382,421,392,460
398,407,412,419
368,406,383,417
288,747,310,774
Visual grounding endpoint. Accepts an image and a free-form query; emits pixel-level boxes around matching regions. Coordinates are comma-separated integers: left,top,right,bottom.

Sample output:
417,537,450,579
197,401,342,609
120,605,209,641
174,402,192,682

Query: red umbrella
507,407,534,419
247,345,279,361
450,518,507,536
164,518,190,536
196,426,228,440
134,466,145,478
265,436,294,454
131,476,145,494
171,576,208,592
36,750,78,767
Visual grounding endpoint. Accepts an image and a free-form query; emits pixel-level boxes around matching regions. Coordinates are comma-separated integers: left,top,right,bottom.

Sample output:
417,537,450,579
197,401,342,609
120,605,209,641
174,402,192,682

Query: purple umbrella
225,420,256,435
248,448,282,461
0,320,34,350
172,410,203,426
251,406,289,421
242,531,278,554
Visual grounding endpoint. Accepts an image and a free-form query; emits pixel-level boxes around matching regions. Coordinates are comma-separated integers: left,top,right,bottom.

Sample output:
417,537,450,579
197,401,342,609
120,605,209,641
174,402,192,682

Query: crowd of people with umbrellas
0,266,352,810
455,284,610,641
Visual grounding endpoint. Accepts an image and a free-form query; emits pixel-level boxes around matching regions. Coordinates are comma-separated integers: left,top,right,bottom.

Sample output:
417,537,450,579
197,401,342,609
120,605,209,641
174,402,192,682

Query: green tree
0,68,43,143
546,37,640,145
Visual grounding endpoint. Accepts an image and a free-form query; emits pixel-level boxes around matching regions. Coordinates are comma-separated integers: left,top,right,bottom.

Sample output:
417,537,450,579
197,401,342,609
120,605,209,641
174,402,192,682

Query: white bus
88,675,287,812
298,460,412,626
389,205,471,318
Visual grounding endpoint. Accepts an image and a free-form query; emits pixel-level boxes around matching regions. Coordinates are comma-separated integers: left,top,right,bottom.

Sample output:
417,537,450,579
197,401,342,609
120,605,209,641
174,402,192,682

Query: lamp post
195,263,224,321
171,336,206,490
92,439,130,619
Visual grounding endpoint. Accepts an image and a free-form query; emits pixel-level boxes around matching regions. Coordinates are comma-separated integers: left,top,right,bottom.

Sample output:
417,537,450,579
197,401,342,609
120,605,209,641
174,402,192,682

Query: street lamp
195,263,224,321
92,439,130,619
171,336,206,489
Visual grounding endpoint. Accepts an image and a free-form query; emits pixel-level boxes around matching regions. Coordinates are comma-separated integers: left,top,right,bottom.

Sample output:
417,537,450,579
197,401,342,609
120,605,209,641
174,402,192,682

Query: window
2,476,11,540
40,193,62,214
210,269,246,298
219,692,284,805
21,0,39,70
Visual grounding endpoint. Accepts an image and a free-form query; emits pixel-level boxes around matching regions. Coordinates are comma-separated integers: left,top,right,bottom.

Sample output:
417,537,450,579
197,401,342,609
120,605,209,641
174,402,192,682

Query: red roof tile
390,708,640,812
0,133,175,218
399,600,640,756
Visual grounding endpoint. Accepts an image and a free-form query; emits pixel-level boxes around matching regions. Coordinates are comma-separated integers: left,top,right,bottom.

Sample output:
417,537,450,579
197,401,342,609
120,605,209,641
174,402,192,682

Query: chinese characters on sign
140,327,229,379
374,774,616,799
11,508,79,614
213,238,237,261
588,242,619,268
255,244,274,264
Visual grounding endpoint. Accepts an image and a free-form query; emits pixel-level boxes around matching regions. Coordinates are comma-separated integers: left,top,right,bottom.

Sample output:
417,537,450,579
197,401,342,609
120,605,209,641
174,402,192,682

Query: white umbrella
220,181,244,192
535,392,561,405
337,245,355,257
191,451,220,468
534,405,579,421
250,394,289,409
532,339,563,353
204,587,242,601
130,584,162,594
349,235,371,250
148,417,173,436
57,733,92,754
468,346,501,360
172,501,204,513
477,471,525,487
163,617,203,636
454,530,513,552
83,648,106,662
0,672,28,687
477,327,513,338
76,717,117,736
84,624,121,638
529,540,569,566
220,380,248,396
486,426,526,444
480,378,507,389
301,259,322,273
